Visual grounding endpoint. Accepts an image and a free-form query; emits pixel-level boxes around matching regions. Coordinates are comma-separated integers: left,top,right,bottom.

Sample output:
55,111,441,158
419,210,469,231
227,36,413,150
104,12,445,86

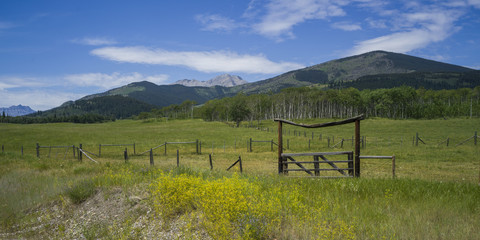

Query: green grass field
1,118,479,239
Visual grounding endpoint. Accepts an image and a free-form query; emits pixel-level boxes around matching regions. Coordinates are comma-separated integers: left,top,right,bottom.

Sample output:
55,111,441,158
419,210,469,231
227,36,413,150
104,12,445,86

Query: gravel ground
0,187,211,239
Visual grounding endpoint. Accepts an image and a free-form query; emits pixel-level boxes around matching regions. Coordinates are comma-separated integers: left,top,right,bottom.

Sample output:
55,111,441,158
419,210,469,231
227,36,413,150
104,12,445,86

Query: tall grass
1,118,479,239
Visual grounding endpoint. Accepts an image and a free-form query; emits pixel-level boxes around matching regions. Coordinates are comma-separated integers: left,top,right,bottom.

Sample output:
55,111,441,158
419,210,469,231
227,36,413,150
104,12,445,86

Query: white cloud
64,72,169,89
252,0,347,40
91,46,304,74
0,76,50,89
467,0,480,8
348,9,461,55
331,21,362,31
195,14,239,32
72,37,117,46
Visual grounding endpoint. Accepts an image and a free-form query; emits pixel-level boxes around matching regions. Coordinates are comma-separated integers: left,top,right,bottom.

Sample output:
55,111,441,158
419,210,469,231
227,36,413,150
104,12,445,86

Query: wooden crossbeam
285,156,313,176
319,155,347,176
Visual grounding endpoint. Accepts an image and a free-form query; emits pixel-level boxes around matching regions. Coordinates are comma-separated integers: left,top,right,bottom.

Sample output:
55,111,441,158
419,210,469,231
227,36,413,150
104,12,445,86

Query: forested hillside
2,95,157,123
340,71,480,90
183,87,480,121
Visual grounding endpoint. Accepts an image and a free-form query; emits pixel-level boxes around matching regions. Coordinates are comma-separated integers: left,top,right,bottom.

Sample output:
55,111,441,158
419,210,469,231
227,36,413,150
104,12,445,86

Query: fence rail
281,151,354,177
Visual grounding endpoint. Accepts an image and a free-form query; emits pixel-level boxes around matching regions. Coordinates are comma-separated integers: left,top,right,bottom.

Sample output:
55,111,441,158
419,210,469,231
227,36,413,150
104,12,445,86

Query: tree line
1,113,114,124
195,86,480,123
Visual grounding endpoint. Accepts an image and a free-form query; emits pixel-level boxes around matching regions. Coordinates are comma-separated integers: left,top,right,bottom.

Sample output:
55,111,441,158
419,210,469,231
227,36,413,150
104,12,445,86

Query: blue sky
1,0,480,110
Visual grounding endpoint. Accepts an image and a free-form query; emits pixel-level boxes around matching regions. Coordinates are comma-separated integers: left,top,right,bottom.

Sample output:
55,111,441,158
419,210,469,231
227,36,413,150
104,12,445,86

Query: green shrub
65,179,97,204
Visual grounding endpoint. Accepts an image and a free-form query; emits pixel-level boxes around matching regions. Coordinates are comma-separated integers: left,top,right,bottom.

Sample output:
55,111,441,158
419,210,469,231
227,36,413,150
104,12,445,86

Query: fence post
164,142,167,156
72,145,76,158
150,148,154,166
249,138,252,152
124,148,128,163
341,139,344,148
209,154,213,170
475,131,477,145
196,139,199,154
354,119,361,177
79,144,83,162
199,141,202,154
133,143,136,155
21,146,23,156
238,156,243,173
348,152,354,176
36,143,40,158
392,155,396,178
176,149,179,167
314,155,320,176
99,144,101,157
416,132,419,146
447,138,450,147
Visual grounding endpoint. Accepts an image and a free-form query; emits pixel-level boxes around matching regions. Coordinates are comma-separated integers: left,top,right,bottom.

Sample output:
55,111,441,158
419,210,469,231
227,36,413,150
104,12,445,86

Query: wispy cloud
0,76,49,89
0,21,16,30
195,14,240,32
64,72,169,89
91,46,304,74
348,8,462,55
251,0,347,40
72,37,117,46
331,21,362,31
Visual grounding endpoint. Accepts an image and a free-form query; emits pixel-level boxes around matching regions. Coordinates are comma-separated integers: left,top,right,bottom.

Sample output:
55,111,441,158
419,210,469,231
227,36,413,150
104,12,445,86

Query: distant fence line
1,132,478,160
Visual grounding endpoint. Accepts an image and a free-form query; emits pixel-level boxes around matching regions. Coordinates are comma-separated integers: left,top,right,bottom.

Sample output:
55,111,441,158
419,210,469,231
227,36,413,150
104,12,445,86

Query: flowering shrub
150,172,356,239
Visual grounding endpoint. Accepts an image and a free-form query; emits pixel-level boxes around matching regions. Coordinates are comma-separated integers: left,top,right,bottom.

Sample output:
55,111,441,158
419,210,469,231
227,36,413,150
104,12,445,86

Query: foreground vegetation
1,118,479,239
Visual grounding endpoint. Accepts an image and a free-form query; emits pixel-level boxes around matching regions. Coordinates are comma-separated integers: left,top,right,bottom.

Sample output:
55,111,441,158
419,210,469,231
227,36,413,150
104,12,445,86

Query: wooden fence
99,143,136,156
138,140,199,156
281,151,354,178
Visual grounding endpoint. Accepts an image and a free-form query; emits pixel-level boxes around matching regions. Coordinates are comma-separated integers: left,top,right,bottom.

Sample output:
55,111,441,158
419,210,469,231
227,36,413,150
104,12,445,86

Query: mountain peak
1,105,35,117
173,74,248,87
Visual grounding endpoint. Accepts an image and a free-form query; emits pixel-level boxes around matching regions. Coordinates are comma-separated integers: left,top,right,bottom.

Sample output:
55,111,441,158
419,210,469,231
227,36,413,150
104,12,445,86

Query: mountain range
172,74,248,87
27,50,480,119
1,105,35,117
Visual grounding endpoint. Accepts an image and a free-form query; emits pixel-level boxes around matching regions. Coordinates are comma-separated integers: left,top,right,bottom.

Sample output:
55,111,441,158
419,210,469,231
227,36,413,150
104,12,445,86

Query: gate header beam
274,115,364,128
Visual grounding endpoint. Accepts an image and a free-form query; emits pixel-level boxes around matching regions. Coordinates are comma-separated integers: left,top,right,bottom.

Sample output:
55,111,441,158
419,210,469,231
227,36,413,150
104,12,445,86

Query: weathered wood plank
359,156,393,159
282,151,353,157
319,155,347,176
286,156,313,176
274,115,364,129
282,160,352,164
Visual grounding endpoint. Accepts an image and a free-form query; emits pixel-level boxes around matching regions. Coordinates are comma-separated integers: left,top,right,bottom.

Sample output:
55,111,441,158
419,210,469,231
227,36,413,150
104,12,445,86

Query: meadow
0,118,479,239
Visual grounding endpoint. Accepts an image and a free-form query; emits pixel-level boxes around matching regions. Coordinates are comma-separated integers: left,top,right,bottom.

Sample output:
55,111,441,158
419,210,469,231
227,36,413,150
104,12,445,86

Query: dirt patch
1,187,210,239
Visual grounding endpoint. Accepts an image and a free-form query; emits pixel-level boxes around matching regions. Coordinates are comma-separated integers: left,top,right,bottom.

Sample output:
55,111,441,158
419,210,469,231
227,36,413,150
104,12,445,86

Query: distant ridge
36,50,478,119
173,74,248,87
1,105,35,117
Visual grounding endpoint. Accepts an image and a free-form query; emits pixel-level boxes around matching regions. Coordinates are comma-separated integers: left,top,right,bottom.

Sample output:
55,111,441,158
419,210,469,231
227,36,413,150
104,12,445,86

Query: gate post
278,121,283,174
355,119,361,177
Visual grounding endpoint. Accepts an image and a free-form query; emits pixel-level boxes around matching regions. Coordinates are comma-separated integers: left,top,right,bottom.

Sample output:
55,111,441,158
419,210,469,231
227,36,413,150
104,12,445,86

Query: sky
1,0,480,111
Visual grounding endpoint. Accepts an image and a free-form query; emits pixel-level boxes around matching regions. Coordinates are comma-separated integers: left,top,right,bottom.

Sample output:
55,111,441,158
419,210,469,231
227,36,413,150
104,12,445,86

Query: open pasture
2,118,478,181
1,118,479,239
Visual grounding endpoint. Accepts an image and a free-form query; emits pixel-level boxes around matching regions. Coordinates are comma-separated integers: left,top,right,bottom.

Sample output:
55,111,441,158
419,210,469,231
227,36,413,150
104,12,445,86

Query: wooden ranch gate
275,115,364,177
